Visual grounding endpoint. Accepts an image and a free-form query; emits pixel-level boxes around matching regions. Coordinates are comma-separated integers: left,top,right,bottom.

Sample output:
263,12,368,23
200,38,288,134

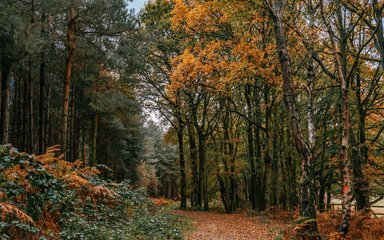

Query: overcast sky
129,0,147,13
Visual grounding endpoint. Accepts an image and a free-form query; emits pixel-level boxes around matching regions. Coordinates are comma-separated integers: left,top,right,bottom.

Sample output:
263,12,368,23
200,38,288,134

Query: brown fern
0,203,35,225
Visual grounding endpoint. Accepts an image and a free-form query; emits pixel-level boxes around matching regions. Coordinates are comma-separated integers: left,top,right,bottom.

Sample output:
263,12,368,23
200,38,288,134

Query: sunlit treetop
169,0,278,97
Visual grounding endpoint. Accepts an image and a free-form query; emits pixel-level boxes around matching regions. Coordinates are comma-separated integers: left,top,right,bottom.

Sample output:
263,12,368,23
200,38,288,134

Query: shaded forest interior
1,0,384,239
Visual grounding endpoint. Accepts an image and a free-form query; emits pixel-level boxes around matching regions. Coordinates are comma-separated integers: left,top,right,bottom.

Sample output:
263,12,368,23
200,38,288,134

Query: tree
266,0,320,237
140,0,188,209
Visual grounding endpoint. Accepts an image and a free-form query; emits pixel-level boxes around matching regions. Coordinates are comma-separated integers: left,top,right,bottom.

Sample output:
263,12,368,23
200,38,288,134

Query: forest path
172,210,290,240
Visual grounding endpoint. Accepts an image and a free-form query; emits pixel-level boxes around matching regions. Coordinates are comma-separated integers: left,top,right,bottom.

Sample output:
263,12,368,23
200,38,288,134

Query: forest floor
171,210,291,240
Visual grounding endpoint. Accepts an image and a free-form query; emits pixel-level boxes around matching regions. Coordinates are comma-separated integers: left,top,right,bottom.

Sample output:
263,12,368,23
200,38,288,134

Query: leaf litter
172,210,290,240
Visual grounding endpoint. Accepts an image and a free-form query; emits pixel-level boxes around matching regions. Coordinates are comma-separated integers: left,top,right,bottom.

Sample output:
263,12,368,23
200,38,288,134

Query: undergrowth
316,211,384,240
0,145,187,239
284,210,384,239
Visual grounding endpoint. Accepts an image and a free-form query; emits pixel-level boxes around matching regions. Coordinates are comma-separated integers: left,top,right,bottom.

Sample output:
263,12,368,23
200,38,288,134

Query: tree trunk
28,57,34,153
279,149,287,210
372,0,384,66
0,63,12,144
264,86,273,210
353,72,369,210
62,4,76,158
45,86,51,147
22,73,28,150
38,7,47,153
197,135,208,211
272,129,279,208
269,0,319,237
188,123,199,207
69,82,76,161
285,126,298,210
177,126,187,209
28,1,35,153
91,113,99,166
12,75,21,147
304,7,318,222
245,84,257,209
254,84,264,211
39,17,46,154
194,122,208,210
320,1,353,235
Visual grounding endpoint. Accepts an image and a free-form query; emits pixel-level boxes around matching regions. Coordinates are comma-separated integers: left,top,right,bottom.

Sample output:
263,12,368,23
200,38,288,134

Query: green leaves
1,146,187,239
60,182,186,240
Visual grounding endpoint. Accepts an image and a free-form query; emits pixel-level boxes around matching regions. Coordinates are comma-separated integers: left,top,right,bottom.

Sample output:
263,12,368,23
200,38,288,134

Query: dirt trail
172,210,290,240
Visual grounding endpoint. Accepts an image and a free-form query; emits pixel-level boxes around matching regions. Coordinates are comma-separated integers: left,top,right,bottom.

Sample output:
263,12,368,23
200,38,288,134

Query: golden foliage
0,203,35,225
169,0,278,100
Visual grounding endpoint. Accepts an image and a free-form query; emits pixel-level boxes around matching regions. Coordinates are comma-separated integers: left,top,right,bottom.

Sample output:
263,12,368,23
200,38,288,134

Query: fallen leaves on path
172,210,291,240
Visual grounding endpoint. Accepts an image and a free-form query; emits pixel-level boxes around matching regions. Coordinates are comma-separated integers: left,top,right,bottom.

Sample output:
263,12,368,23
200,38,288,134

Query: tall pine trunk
62,4,76,158
91,113,99,167
39,17,46,154
28,57,34,153
28,1,35,153
0,63,12,144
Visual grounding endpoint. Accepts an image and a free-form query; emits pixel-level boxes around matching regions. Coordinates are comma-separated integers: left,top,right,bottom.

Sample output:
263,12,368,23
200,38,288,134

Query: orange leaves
171,0,188,31
4,164,24,181
316,211,384,240
63,172,93,188
4,145,117,200
169,0,279,96
173,210,289,239
151,197,171,206
0,203,35,225
170,40,227,86
36,146,100,184
39,150,119,199
172,0,219,34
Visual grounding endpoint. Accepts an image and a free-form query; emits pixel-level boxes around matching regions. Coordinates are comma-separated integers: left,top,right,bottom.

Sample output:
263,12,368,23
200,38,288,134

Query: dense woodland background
1,0,384,239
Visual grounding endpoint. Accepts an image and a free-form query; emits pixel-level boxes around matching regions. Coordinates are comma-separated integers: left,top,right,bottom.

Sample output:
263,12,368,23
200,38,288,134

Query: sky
129,0,148,12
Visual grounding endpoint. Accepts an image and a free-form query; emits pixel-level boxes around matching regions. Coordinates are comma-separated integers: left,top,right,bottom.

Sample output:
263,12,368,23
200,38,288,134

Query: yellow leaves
0,203,35,225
